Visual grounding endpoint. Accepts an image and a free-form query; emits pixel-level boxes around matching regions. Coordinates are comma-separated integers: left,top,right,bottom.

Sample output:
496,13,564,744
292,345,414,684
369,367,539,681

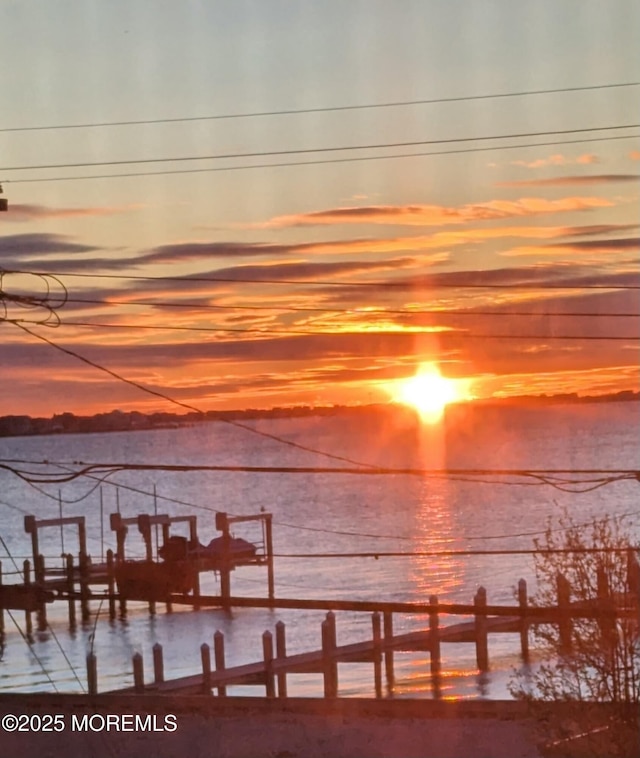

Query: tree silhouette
511,513,639,757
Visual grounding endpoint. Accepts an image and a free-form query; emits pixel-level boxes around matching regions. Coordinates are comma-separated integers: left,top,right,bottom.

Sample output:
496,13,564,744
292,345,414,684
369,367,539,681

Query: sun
388,364,471,422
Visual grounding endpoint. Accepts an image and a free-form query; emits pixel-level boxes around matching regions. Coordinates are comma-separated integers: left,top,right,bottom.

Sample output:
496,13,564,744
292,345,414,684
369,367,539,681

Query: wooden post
106,550,116,621
518,579,530,662
201,643,211,695
152,643,164,683
474,586,489,672
23,560,33,636
79,553,90,623
193,570,201,612
556,573,572,654
35,554,47,631
132,652,144,693
428,594,441,677
24,516,39,570
216,513,232,611
275,620,287,698
263,630,276,698
162,525,173,614
321,611,338,698
372,611,382,699
87,652,98,696
265,514,275,600
65,553,76,629
597,565,616,647
383,611,394,694
0,561,4,635
627,547,640,628
214,630,227,696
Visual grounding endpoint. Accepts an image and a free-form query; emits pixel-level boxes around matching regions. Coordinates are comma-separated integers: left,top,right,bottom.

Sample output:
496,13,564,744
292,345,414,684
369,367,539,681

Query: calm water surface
0,402,638,698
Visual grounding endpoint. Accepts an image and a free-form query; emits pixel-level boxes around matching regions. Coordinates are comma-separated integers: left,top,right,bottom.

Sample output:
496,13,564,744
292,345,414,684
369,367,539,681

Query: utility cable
8,268,639,291
33,318,637,341
11,322,380,469
2,81,637,133
4,134,637,185
29,295,640,319
2,123,637,173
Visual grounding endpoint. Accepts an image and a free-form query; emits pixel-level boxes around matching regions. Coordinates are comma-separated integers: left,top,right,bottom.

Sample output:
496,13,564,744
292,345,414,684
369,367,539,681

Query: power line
23,295,640,319
2,81,637,134
2,457,637,491
272,547,638,559
4,463,638,544
2,124,637,173
5,133,637,185
8,269,640,291
10,322,380,469
21,318,636,341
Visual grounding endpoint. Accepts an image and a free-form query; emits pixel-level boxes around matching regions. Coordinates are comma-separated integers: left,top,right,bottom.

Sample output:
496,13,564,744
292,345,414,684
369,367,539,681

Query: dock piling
132,652,145,693
214,630,227,696
556,573,572,654
106,550,116,621
518,579,530,662
321,611,338,698
372,611,382,698
0,561,4,634
87,652,98,696
152,642,164,683
383,611,394,694
275,620,287,697
262,630,275,698
474,587,489,673
35,554,47,632
23,560,33,636
201,643,211,694
65,553,76,629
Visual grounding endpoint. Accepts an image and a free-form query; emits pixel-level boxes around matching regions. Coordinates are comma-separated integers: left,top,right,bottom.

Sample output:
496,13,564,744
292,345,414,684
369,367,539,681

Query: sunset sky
1,1,638,417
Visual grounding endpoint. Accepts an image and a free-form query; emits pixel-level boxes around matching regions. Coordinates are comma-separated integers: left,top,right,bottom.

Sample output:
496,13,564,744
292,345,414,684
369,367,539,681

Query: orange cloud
510,153,599,169
250,197,613,229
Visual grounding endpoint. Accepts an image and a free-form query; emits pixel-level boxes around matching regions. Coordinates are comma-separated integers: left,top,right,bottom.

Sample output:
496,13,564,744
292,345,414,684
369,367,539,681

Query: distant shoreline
0,391,637,440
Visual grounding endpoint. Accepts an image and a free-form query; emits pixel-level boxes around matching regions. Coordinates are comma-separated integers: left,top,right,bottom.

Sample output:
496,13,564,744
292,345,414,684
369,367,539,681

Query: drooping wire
11,322,380,469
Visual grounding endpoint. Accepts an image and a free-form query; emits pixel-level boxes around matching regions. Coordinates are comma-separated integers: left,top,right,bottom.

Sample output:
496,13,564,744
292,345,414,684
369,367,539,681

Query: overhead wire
2,123,637,174
23,294,640,318
2,457,637,490
4,134,638,185
2,81,637,133
18,318,637,341
7,268,640,291
10,322,381,469
2,461,638,549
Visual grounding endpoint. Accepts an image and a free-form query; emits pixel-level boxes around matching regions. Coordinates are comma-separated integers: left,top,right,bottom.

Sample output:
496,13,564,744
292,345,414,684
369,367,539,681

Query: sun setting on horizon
386,364,474,423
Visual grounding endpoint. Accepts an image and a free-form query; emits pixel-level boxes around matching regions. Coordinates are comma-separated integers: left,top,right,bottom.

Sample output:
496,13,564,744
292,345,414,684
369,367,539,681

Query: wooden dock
97,573,639,699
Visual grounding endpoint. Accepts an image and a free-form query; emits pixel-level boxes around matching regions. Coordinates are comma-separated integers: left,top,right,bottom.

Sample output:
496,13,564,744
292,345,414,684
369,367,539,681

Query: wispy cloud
247,197,614,229
497,174,639,188
503,237,640,257
0,233,97,257
1,204,143,223
510,153,599,169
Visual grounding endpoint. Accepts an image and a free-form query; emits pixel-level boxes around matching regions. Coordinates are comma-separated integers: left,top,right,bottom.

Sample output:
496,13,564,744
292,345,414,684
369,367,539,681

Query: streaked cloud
0,233,97,257
503,237,640,257
497,174,639,188
1,204,143,223
247,197,614,229
510,153,599,169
